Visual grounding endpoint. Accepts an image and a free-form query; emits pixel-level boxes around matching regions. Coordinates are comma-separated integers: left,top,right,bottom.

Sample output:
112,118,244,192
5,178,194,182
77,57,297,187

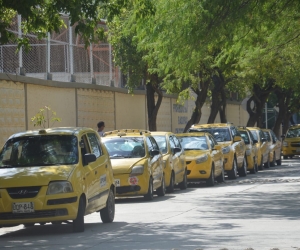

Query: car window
286,127,300,138
263,131,271,142
153,135,168,154
178,136,208,150
250,130,258,141
87,133,102,158
0,135,78,167
172,135,182,149
239,130,250,144
149,136,160,151
207,135,215,148
259,130,265,140
270,130,277,142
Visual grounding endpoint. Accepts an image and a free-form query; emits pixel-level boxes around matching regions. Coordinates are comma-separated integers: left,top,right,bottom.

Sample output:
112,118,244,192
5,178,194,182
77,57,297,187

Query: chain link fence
0,15,121,87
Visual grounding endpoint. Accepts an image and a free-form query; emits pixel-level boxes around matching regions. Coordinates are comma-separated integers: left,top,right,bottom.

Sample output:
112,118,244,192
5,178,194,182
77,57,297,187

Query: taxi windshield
189,128,231,142
0,135,78,167
286,127,300,138
178,136,208,150
103,137,145,158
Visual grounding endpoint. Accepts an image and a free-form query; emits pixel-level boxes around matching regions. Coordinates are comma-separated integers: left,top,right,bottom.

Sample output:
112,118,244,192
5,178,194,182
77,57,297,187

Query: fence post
69,20,75,82
17,14,25,76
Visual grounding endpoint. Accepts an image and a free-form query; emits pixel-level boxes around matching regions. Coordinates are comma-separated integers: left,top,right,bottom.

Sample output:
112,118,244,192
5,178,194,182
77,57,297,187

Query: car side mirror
173,147,181,154
213,144,222,151
84,153,96,164
261,138,267,143
233,135,242,142
252,139,258,144
150,149,160,157
281,135,285,139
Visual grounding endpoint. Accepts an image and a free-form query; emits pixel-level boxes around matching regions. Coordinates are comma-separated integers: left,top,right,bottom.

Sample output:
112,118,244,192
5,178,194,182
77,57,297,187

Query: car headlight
130,165,144,176
282,141,288,147
246,149,251,156
47,181,73,195
222,146,231,154
196,154,208,164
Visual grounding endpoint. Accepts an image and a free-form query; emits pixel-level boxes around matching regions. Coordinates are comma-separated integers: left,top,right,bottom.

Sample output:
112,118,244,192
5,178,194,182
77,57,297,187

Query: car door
259,130,269,163
231,126,245,166
146,136,163,190
86,132,110,208
270,130,281,160
169,135,185,183
208,134,223,176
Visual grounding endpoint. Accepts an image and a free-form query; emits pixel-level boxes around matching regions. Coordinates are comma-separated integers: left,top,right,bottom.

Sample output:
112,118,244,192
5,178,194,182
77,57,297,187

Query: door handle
95,170,97,175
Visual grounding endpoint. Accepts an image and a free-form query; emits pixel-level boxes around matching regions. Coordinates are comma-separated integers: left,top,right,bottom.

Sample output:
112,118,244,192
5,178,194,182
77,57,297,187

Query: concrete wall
0,73,249,147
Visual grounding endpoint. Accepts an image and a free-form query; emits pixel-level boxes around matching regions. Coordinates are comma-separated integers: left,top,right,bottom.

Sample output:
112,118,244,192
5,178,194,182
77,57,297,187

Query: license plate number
12,202,34,213
114,179,120,187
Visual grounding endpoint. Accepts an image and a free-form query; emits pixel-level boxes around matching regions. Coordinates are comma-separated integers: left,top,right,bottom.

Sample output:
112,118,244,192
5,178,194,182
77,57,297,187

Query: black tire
276,156,282,166
270,152,276,167
258,156,264,170
100,189,115,223
238,157,247,177
206,166,215,187
24,223,34,227
250,157,257,174
264,156,270,169
166,172,175,193
216,164,225,183
283,155,288,159
228,157,238,180
73,196,85,233
156,175,166,196
178,169,188,190
144,177,154,201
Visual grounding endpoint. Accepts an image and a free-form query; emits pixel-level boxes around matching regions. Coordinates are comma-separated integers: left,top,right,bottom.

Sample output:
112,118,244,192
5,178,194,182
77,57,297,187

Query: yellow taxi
262,128,282,166
282,124,300,159
176,132,224,186
151,132,187,192
188,123,246,180
0,127,115,232
246,127,270,169
238,127,258,174
102,129,165,200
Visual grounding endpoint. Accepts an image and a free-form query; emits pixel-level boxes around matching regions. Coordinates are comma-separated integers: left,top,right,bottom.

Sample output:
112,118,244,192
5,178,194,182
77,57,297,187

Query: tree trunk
273,88,291,137
183,80,210,132
246,81,275,127
218,85,227,123
146,74,163,131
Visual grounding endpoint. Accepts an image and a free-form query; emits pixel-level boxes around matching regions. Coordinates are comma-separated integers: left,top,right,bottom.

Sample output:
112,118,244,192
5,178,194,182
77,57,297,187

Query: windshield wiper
110,155,132,159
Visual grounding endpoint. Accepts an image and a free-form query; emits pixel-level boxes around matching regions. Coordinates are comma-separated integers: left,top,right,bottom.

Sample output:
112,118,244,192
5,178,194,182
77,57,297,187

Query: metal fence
0,15,122,87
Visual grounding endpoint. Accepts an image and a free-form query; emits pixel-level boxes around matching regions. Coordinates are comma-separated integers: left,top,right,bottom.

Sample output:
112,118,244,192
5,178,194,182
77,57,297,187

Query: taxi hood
0,165,75,188
217,141,232,147
110,158,145,174
184,150,208,161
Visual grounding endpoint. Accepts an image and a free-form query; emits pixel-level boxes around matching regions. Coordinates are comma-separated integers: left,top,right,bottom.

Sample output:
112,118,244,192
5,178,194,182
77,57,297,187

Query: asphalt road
1,157,300,250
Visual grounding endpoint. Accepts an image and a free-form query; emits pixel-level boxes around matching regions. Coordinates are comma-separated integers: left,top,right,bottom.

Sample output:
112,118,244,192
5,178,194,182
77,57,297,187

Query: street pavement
1,157,300,250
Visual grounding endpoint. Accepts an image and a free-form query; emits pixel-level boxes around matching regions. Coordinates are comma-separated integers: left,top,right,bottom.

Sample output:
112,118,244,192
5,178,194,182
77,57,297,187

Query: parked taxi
176,132,224,186
188,123,246,180
246,127,270,169
262,129,282,166
151,132,187,192
238,127,258,174
282,124,300,159
0,127,115,232
102,129,165,200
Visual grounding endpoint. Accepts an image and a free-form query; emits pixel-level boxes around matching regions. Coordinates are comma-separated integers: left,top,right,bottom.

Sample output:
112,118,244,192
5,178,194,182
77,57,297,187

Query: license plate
12,202,34,213
114,179,121,187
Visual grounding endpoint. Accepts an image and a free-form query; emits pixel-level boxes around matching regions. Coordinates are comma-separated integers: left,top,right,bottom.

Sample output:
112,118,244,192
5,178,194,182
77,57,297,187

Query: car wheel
264,156,270,169
250,157,257,174
166,172,175,193
144,177,154,201
270,152,276,167
216,164,225,183
179,169,188,190
156,174,166,196
206,166,215,187
258,156,264,170
238,157,247,177
73,196,85,233
100,189,115,223
228,157,238,180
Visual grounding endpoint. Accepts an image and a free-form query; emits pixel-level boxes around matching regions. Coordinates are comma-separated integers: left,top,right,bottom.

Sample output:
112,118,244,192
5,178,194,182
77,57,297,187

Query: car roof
8,127,92,139
176,132,208,137
103,129,151,138
151,131,173,136
191,123,233,129
246,127,261,131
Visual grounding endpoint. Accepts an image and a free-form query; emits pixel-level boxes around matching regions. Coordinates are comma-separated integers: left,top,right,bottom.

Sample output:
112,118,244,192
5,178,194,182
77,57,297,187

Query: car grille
7,186,41,199
0,209,68,220
291,142,300,147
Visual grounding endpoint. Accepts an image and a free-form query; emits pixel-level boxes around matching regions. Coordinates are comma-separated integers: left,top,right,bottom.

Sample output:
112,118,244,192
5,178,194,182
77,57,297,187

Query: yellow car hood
184,150,208,161
218,141,232,147
284,137,300,142
110,158,145,174
0,165,75,188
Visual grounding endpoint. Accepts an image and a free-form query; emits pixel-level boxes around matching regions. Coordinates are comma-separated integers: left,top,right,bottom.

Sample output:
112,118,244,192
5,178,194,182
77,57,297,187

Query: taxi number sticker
115,179,121,187
128,176,139,185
